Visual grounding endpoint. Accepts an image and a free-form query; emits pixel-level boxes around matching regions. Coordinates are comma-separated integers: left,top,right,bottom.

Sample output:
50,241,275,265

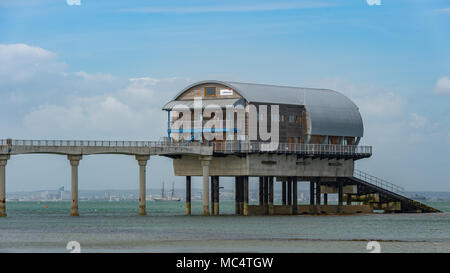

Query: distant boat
412,194,427,201
153,181,181,201
168,181,181,201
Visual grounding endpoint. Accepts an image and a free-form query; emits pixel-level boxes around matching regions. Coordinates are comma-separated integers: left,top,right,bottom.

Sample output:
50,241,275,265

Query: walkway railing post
68,155,82,217
136,155,150,216
0,155,10,217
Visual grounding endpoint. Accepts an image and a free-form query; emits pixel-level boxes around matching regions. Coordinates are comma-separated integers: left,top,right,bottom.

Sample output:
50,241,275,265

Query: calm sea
1,201,449,253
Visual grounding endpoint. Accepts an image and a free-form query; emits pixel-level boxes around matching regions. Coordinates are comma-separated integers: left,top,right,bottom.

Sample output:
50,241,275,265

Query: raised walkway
0,138,440,216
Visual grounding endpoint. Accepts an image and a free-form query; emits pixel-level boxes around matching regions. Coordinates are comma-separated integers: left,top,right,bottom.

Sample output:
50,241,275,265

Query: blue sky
0,0,449,192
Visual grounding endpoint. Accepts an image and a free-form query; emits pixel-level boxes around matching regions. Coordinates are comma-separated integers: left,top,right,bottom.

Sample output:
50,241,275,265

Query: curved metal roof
168,80,364,137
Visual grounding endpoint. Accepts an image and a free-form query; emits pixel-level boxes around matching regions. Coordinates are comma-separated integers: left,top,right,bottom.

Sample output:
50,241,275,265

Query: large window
204,87,216,97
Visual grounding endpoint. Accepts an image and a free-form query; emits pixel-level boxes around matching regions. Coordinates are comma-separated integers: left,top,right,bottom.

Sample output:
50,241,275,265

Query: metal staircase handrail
354,169,405,194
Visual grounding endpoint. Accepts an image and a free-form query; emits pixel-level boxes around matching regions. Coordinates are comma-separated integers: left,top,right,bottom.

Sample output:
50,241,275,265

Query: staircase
346,170,441,213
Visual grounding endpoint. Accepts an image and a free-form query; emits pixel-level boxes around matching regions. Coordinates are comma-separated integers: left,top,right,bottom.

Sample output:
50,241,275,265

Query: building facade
162,80,365,178
163,80,363,146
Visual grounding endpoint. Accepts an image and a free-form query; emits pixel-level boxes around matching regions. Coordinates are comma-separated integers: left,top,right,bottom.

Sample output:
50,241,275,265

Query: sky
0,0,449,192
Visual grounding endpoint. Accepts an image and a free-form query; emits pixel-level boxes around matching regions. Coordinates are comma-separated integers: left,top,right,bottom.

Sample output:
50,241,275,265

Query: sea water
0,201,449,253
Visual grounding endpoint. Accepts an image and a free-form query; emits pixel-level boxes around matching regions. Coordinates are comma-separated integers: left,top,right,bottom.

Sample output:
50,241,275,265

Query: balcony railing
210,141,372,156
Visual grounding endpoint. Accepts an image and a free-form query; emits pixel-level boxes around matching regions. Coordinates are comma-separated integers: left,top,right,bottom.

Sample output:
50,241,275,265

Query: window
205,87,216,97
289,115,295,122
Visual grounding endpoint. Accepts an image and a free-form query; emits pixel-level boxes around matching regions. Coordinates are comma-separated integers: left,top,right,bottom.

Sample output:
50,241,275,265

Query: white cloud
409,113,428,129
21,78,189,139
0,43,63,82
0,43,129,108
435,76,450,95
0,43,191,140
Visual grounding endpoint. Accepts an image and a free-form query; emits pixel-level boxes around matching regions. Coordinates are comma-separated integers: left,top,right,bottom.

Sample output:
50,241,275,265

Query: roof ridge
224,80,333,92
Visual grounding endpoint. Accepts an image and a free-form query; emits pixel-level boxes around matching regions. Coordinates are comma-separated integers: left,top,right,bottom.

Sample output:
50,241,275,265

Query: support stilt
68,155,82,217
259,177,263,206
268,176,274,215
136,155,150,216
200,156,212,216
338,180,344,213
0,155,9,217
287,178,292,205
214,176,220,215
263,176,269,214
210,176,215,213
310,181,315,206
186,176,191,215
292,177,298,215
243,176,249,216
235,176,240,215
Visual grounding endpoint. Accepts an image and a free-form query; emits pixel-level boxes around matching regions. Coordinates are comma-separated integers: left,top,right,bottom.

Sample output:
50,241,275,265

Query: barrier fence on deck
1,139,372,157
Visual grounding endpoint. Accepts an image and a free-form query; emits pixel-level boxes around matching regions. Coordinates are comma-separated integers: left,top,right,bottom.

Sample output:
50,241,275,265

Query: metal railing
0,139,202,148
211,141,372,156
354,169,404,194
1,139,372,157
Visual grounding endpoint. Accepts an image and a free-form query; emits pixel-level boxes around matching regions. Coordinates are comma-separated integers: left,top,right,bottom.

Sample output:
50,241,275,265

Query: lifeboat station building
162,80,378,216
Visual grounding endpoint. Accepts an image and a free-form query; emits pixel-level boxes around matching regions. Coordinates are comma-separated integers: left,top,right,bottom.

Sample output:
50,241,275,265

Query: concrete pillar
136,155,150,216
292,177,298,215
309,181,315,206
186,176,191,215
200,156,212,216
287,179,292,205
346,194,352,205
263,176,269,214
315,181,321,205
243,176,249,216
268,176,274,215
282,180,287,205
338,181,344,213
239,177,244,214
210,176,215,212
259,177,263,206
0,155,10,217
68,155,82,217
214,176,219,215
235,176,240,215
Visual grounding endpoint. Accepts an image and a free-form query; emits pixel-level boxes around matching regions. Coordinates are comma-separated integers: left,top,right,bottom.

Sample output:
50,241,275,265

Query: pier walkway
0,138,440,216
